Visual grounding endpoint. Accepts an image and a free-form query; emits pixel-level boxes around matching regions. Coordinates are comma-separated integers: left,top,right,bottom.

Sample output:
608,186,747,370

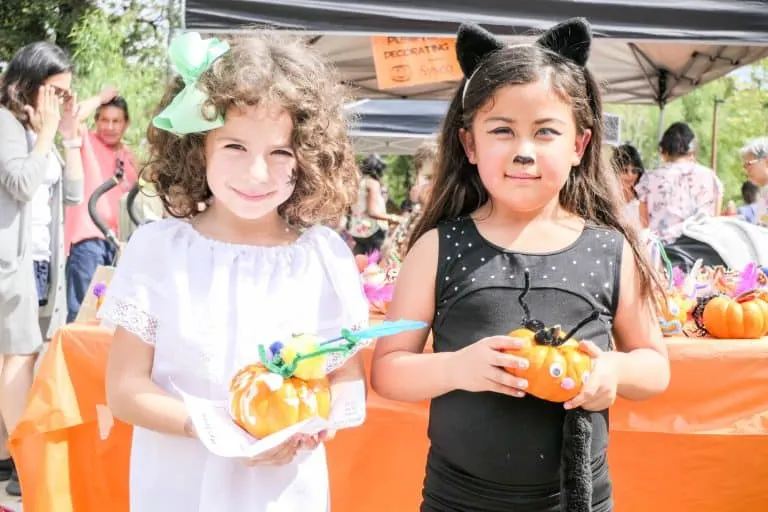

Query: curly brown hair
413,140,438,173
144,30,359,227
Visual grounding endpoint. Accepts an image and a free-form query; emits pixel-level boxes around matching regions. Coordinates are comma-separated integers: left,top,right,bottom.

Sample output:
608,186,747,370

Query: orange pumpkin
694,293,768,339
229,364,331,439
502,272,597,403
505,325,592,402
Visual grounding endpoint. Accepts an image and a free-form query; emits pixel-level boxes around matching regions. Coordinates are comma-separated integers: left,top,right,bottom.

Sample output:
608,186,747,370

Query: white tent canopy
311,35,768,105
184,0,768,106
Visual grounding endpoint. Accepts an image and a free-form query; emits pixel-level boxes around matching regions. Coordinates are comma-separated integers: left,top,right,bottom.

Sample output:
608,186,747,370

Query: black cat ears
457,18,593,103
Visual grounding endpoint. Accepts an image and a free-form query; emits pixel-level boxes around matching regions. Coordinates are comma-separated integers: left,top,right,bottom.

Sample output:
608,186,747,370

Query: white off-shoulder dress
98,218,369,512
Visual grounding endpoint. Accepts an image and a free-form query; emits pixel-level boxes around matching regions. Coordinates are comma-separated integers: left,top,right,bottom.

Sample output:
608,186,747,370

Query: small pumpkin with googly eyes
502,273,598,403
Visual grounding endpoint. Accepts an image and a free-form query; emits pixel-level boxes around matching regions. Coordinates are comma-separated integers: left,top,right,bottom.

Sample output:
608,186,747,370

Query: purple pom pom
268,341,284,358
93,283,107,298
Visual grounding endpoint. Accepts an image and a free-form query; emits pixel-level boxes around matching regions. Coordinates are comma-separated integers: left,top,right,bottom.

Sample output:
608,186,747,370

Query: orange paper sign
371,36,464,90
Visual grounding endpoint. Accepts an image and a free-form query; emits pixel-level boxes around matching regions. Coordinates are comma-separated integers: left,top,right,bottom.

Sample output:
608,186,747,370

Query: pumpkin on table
693,292,768,339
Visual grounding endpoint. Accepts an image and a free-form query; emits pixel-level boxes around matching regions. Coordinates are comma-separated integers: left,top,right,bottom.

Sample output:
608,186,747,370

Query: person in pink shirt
65,90,137,322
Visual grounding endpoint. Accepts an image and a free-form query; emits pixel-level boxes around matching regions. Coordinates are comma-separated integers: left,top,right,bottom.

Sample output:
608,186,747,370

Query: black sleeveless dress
421,217,622,512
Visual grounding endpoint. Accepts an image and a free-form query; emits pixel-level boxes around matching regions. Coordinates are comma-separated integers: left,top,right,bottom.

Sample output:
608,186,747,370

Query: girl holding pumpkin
100,32,368,511
371,18,670,512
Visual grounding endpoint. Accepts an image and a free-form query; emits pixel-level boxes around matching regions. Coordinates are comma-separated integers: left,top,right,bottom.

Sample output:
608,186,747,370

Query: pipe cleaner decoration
257,319,426,379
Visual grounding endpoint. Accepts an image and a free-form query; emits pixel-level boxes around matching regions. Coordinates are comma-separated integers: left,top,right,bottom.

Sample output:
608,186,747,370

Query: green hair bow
152,32,230,136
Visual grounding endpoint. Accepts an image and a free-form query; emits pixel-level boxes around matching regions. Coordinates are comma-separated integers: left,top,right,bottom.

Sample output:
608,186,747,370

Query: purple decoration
671,267,686,288
93,282,107,298
368,250,381,265
733,262,759,297
268,341,284,358
363,283,394,303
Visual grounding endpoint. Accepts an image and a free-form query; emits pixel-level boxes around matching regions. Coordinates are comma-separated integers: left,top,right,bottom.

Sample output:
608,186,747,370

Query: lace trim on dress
100,297,159,345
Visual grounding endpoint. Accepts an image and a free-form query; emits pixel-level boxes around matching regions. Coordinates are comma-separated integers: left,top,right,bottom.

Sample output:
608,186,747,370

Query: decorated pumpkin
229,320,427,439
694,292,768,339
229,363,331,439
503,272,598,403
656,292,694,336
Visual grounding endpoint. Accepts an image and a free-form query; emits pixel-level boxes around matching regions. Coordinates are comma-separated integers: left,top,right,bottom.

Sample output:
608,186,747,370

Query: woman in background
635,122,723,244
347,154,403,255
0,41,84,496
610,143,644,230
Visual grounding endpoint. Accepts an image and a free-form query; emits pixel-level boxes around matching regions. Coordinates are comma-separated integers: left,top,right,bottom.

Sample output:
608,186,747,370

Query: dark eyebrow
483,116,567,125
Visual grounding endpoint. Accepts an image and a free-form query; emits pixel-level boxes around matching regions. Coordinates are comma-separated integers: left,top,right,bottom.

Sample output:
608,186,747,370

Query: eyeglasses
50,85,72,101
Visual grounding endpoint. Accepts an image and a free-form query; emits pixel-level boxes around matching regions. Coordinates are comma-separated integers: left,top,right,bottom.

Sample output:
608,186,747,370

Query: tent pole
656,70,669,141
657,103,666,141
711,98,725,173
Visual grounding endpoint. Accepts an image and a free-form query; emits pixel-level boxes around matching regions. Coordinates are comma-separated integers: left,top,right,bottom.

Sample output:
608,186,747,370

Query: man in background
65,88,137,322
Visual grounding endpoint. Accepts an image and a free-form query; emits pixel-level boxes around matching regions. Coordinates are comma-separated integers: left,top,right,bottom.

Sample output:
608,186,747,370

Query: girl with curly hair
100,31,367,511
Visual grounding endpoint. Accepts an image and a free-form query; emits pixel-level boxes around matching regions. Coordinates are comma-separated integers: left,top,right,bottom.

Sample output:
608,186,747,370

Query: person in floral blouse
740,136,768,227
635,122,723,244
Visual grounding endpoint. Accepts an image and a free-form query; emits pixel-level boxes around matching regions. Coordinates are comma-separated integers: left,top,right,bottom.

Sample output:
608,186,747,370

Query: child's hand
564,341,618,411
451,336,530,397
297,429,336,450
242,436,300,466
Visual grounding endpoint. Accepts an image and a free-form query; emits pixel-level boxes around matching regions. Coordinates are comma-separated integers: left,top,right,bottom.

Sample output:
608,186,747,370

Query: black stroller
87,159,125,266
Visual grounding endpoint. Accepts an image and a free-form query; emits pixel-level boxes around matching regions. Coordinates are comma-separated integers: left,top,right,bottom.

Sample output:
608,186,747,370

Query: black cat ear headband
456,17,593,108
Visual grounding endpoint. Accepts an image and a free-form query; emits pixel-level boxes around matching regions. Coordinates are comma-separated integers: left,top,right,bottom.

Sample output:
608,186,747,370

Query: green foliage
0,0,95,61
607,58,768,205
382,155,414,208
67,5,172,160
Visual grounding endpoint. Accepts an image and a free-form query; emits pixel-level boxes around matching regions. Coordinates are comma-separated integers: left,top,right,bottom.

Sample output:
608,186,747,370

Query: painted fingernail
518,359,529,369
518,379,528,389
515,391,525,397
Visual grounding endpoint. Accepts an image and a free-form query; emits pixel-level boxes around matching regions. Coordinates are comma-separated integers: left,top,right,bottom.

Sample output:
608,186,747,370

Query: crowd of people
0,16,766,511
609,124,768,245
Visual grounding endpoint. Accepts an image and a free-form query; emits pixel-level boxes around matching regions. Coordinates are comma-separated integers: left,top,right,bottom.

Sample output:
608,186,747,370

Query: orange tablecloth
10,325,768,511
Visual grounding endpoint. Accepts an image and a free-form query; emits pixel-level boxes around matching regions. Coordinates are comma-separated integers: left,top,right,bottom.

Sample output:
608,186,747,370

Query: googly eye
549,362,564,378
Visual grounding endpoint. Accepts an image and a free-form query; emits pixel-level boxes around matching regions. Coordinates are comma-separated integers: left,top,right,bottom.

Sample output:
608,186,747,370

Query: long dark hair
0,41,72,127
409,39,661,299
611,143,645,198
360,154,386,181
659,122,696,159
